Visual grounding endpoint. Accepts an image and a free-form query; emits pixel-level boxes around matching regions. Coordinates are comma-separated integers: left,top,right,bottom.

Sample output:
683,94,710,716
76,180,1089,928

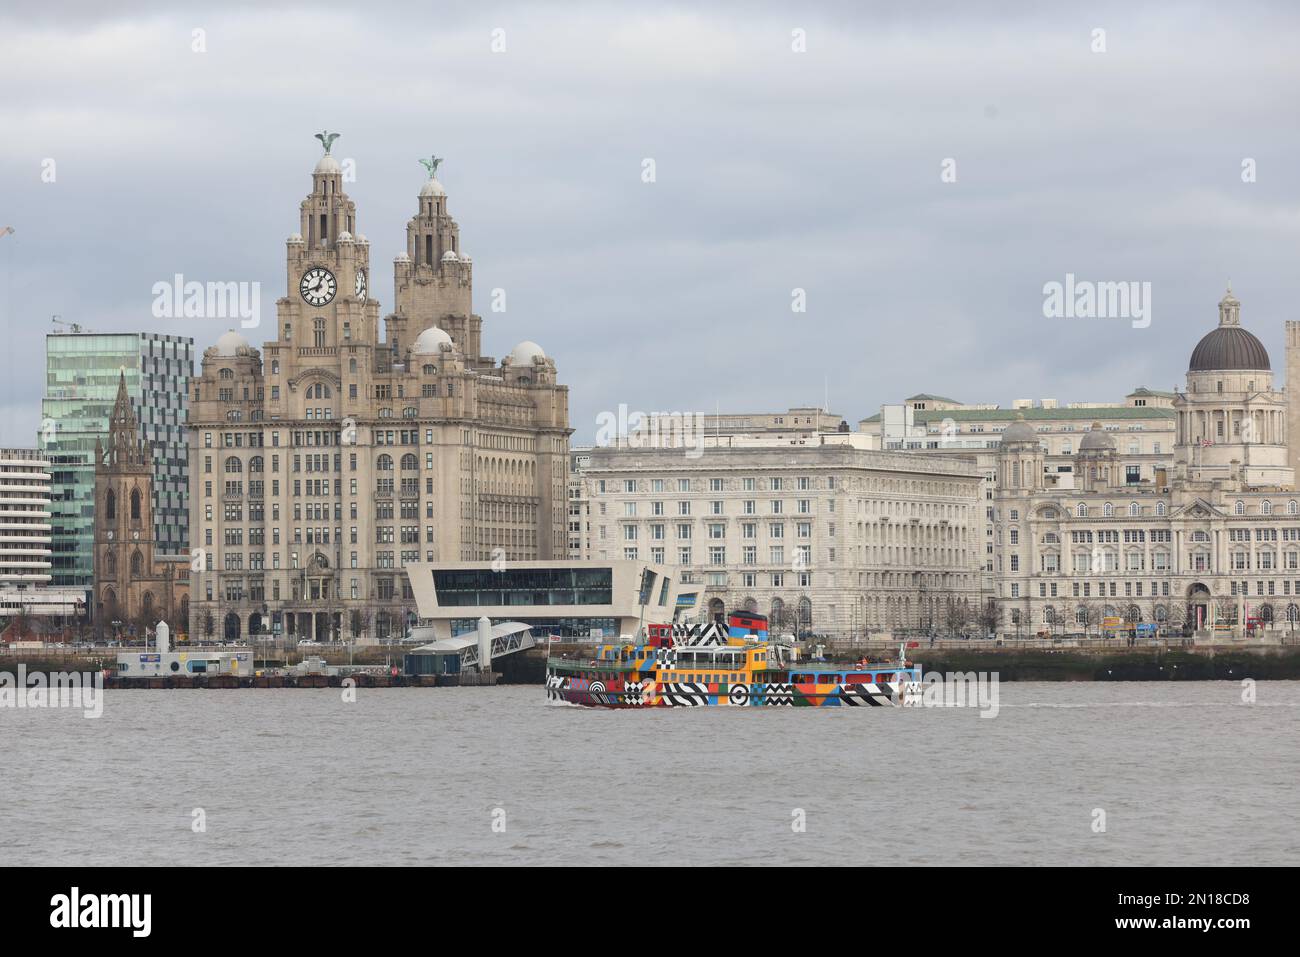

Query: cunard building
993,288,1300,635
188,138,570,643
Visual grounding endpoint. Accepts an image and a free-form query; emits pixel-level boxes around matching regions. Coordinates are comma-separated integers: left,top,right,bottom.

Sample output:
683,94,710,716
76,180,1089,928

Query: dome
213,330,251,357
419,177,446,198
1078,422,1117,452
441,249,459,262
288,233,304,244
1188,286,1269,372
1189,327,1269,372
355,233,368,244
394,253,411,263
412,326,453,355
314,153,341,175
507,341,546,367
1000,414,1037,445
338,231,353,243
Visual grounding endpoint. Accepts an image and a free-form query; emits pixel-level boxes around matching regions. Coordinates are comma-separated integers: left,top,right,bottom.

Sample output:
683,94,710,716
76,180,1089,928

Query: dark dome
1188,326,1269,372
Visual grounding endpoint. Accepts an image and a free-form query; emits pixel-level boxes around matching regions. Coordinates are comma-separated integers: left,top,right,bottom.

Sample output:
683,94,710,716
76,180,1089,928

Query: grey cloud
1,1,1298,446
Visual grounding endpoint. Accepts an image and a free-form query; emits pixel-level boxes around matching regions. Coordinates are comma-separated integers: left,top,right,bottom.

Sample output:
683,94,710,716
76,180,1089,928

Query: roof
904,393,961,404
861,404,1175,425
1188,326,1270,372
411,620,533,654
898,406,1173,424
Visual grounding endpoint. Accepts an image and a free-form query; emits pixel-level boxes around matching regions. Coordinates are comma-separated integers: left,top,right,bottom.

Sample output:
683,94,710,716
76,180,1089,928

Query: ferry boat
545,611,921,708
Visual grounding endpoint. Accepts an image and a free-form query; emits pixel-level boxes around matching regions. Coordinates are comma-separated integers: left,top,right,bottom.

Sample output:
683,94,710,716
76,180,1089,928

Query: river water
2,681,1297,866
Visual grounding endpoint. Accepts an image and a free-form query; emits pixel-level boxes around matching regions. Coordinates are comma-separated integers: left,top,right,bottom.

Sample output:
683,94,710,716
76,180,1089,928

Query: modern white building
404,559,692,642
0,449,83,617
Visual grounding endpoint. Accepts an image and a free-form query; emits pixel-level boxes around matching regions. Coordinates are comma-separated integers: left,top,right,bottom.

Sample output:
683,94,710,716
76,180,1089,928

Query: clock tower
275,131,381,375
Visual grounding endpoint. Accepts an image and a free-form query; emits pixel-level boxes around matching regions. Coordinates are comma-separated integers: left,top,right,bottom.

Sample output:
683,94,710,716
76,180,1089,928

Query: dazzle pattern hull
545,620,921,709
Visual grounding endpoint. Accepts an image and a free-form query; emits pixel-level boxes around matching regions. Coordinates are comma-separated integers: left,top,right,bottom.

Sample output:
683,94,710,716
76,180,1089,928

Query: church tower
93,372,182,630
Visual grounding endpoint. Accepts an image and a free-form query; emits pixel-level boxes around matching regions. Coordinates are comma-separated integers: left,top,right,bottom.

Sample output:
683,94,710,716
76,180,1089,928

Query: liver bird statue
315,131,341,154
419,155,443,178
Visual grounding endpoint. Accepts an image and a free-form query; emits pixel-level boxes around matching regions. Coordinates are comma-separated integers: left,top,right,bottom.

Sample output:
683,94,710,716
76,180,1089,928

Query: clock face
355,268,367,302
300,267,337,307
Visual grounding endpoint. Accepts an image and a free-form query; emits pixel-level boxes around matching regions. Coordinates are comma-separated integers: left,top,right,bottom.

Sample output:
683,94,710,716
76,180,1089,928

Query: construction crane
51,315,94,334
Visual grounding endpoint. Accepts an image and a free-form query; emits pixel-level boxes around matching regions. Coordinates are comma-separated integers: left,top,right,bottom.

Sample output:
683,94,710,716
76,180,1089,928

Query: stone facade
574,440,983,637
187,144,570,643
994,289,1300,635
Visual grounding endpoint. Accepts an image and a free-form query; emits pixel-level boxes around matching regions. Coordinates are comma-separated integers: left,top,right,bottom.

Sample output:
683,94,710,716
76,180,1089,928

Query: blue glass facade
38,333,193,597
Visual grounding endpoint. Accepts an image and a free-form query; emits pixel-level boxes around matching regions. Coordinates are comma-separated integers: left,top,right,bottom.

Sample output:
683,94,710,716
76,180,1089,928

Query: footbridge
407,620,539,673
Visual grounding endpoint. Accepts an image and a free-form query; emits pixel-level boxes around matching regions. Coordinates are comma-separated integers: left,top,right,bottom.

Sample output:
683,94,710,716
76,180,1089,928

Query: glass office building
38,333,193,600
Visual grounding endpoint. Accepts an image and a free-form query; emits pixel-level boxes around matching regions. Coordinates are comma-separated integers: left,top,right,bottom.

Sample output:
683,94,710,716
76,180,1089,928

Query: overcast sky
3,1,1299,447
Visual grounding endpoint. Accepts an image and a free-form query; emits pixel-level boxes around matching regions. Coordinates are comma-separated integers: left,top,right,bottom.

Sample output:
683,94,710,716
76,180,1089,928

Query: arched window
249,456,264,473
1076,504,1088,518
1235,501,1246,515
130,488,141,521
1156,501,1167,516
1262,500,1273,515
130,550,143,578
1128,502,1140,516
105,551,117,577
219,368,234,380
376,455,393,471
105,488,116,521
1103,502,1114,517
400,454,418,471
797,597,812,628
225,456,243,473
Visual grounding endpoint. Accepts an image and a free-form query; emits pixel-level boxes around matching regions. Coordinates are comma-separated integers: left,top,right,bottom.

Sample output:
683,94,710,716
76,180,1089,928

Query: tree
977,599,1001,637
1078,602,1103,637
943,595,968,637
770,606,799,635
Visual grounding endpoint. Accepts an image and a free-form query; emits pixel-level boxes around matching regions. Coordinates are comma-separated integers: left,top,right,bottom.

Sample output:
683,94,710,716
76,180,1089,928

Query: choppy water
2,682,1298,866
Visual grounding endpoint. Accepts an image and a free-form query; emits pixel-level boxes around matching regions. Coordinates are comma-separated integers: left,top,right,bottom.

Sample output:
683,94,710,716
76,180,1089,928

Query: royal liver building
188,137,571,643
994,288,1300,635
